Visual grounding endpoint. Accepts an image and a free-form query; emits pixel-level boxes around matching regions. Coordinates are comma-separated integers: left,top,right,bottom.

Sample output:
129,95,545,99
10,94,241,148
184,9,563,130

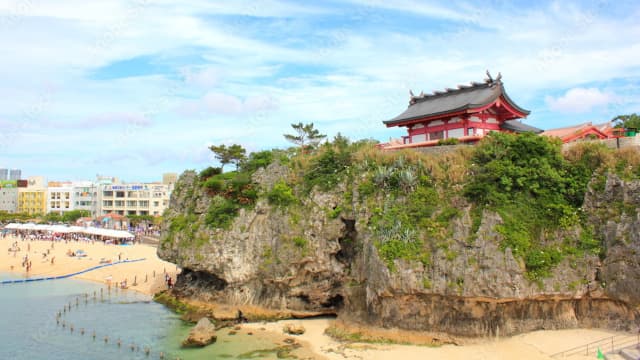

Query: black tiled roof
500,120,543,134
384,77,530,126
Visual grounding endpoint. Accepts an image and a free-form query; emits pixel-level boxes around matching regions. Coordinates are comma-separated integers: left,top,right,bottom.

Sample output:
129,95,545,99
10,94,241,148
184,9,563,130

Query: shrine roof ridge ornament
408,70,503,104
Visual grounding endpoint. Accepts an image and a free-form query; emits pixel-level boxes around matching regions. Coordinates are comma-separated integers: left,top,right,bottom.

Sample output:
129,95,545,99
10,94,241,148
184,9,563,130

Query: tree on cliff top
612,113,640,130
209,144,246,170
284,122,326,150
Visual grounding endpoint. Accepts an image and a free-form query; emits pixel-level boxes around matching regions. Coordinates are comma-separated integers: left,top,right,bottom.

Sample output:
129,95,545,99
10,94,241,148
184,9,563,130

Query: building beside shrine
540,122,610,143
382,72,542,149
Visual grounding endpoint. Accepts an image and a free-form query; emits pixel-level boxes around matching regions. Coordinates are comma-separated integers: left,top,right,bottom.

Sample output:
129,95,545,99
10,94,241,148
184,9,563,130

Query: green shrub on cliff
267,180,297,208
199,166,222,179
302,143,352,192
464,133,606,279
205,195,240,230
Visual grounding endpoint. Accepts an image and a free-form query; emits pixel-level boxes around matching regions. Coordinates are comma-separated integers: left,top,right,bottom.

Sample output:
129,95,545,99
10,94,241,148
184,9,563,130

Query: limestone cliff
158,142,640,337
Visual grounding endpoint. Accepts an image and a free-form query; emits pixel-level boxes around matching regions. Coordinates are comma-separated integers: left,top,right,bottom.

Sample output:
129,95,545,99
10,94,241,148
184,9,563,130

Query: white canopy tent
2,223,135,239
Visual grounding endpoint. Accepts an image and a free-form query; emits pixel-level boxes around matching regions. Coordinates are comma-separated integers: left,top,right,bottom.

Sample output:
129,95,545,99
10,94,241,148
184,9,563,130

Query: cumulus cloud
178,92,277,117
545,87,615,113
182,67,220,88
79,112,152,128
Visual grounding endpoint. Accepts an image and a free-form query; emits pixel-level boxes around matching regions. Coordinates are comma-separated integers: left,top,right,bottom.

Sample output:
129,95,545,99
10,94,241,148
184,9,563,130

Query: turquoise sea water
0,273,286,359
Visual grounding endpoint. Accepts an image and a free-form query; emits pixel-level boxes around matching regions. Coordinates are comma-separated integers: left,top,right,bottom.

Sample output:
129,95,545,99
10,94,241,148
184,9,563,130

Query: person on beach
236,310,247,323
51,256,55,265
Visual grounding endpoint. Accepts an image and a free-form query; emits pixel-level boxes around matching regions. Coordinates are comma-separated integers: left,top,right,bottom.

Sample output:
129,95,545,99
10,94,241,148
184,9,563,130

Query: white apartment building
47,183,73,214
98,183,171,217
72,181,98,216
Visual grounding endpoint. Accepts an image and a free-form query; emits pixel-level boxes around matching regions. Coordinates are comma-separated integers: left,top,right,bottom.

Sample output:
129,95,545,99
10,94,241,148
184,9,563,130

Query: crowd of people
1,229,141,245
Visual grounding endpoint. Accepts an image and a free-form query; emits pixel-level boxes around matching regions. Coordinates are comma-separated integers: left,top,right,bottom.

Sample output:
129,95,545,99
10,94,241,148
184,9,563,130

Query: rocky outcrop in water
182,317,217,347
158,164,640,337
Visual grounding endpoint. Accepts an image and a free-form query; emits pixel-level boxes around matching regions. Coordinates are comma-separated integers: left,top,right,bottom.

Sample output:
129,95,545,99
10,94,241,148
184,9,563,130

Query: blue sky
1,0,639,182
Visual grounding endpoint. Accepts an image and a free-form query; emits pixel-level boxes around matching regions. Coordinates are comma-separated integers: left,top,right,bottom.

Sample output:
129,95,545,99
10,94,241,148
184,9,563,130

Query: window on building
140,211,148,215
467,127,475,136
115,200,124,207
139,200,149,207
153,201,159,207
429,131,444,140
116,191,125,198
127,200,137,207
103,191,113,197
128,210,136,215
103,200,113,207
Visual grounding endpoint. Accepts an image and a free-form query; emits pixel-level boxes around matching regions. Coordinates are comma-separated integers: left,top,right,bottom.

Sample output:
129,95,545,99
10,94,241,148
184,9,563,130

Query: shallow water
0,273,286,359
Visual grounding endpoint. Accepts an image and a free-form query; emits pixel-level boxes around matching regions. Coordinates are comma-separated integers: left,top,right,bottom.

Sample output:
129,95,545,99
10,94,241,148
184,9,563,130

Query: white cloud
178,92,277,117
79,112,153,129
182,67,220,88
545,88,615,113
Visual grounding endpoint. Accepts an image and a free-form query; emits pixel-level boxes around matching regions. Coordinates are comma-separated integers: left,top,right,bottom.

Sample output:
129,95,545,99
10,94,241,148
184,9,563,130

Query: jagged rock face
585,174,640,305
159,167,640,337
159,166,349,313
342,291,637,336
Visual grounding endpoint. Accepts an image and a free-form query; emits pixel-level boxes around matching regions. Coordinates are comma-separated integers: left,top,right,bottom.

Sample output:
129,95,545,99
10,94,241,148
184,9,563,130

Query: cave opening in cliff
322,294,344,310
336,218,358,265
176,269,228,292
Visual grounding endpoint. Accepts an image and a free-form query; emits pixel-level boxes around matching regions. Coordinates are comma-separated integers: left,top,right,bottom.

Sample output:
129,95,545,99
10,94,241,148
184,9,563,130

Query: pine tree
283,122,326,150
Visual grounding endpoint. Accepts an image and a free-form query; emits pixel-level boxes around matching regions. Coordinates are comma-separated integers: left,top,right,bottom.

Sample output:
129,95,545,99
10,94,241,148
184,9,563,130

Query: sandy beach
1,235,178,295
243,318,637,360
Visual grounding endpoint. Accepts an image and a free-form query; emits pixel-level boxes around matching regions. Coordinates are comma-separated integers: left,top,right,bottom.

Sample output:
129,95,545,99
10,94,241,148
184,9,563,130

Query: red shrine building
382,72,542,149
